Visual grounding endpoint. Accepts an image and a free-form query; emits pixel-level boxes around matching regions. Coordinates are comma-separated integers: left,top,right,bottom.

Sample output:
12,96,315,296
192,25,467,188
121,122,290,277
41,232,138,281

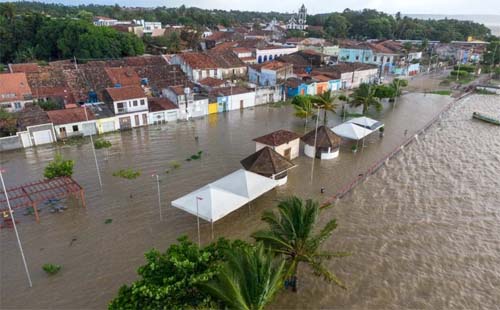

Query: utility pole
0,169,33,288
74,56,102,189
152,174,162,221
310,106,321,183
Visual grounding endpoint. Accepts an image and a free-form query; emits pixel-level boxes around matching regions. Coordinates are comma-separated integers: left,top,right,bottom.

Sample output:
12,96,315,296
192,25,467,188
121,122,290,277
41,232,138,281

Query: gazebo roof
241,146,295,176
253,129,301,146
301,126,342,148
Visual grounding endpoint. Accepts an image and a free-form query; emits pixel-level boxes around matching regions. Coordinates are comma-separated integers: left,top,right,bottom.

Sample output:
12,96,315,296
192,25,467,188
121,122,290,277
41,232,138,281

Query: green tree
325,13,350,38
44,154,74,179
374,84,396,100
201,243,285,310
109,237,252,310
165,32,181,53
0,108,17,137
252,196,349,291
292,95,314,129
390,78,408,102
350,83,382,114
310,91,338,124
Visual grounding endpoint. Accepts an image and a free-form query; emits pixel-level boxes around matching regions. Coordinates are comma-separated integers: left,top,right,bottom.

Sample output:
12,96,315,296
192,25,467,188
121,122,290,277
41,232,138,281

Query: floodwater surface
3,93,497,309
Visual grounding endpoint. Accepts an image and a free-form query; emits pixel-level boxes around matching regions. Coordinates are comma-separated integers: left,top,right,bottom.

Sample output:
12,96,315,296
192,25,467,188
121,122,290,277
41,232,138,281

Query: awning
171,169,277,222
347,116,384,131
332,123,373,140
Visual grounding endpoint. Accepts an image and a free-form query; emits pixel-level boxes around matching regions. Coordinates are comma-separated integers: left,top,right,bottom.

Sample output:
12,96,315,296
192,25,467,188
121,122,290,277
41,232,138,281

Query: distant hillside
405,14,500,35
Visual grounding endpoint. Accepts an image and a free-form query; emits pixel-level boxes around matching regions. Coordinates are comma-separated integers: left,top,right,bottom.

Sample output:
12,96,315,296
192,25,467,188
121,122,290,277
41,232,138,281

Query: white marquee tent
347,116,384,131
171,169,277,223
332,123,373,140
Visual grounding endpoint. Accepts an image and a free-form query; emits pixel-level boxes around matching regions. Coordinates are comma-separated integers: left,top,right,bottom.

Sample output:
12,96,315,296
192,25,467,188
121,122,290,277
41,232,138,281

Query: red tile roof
179,52,218,69
0,73,32,103
106,86,145,101
9,63,40,73
47,107,95,125
148,97,178,112
198,77,226,87
253,129,301,146
104,67,140,87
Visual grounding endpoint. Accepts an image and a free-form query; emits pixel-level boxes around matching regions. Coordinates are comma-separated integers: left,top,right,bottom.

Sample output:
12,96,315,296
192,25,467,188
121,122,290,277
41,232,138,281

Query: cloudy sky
3,0,500,14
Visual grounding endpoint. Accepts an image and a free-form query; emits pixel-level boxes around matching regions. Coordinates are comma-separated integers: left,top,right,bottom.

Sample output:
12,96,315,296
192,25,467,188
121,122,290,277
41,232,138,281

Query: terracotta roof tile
241,146,295,176
253,129,300,146
0,73,32,103
148,97,178,112
179,52,218,69
106,86,145,101
198,77,226,87
301,126,341,148
104,67,140,87
47,107,95,125
9,63,40,73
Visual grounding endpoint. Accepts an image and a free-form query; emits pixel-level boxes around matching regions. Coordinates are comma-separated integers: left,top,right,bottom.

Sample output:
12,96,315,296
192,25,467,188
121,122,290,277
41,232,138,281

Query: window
1,103,12,108
345,55,350,60
140,99,145,106
355,56,359,61
386,58,390,63
373,56,377,62
133,100,138,107
72,125,79,132
365,56,369,62
14,102,22,109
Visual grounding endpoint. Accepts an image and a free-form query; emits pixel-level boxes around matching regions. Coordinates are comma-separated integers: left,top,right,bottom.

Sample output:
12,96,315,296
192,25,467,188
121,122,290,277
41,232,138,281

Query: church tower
298,4,307,30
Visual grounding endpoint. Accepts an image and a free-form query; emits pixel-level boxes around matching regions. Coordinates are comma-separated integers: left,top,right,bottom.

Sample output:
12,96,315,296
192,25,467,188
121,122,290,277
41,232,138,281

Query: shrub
44,154,74,179
42,263,61,275
450,70,469,78
94,139,112,149
113,169,141,179
453,64,475,72
169,161,181,169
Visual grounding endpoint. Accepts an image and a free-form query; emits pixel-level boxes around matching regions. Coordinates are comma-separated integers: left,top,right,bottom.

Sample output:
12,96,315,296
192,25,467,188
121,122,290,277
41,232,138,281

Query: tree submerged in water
44,154,74,179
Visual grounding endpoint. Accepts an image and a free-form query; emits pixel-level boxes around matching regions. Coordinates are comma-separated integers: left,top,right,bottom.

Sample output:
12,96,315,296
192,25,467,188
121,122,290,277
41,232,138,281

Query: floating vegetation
169,161,181,169
113,169,141,179
431,90,452,96
94,139,112,149
42,263,61,275
104,219,113,224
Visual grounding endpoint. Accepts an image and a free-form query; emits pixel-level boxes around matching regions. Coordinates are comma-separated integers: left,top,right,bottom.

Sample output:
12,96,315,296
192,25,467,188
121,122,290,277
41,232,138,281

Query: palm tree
311,91,338,124
350,83,382,114
292,95,314,129
201,243,285,310
390,78,408,101
252,196,349,292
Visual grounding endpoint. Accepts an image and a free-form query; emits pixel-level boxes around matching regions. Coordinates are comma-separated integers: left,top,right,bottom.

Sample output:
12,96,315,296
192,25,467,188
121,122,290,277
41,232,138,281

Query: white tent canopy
332,123,373,140
171,169,277,222
347,116,384,131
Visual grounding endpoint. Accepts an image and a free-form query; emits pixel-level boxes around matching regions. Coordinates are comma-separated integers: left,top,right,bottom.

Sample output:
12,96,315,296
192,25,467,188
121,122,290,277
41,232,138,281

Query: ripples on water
273,94,500,309
2,94,498,309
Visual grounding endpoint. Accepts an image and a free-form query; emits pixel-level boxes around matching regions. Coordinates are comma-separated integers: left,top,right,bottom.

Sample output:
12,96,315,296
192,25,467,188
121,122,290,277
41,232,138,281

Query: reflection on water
4,93,495,309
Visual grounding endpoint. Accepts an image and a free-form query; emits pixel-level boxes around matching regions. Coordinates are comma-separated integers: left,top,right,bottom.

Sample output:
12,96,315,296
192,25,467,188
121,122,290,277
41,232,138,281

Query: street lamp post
0,169,33,288
310,106,321,183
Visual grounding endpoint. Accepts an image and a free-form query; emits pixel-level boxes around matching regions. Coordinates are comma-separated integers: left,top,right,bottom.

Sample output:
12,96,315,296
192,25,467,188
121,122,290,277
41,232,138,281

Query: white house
171,53,222,82
0,73,33,112
93,16,118,27
148,97,179,124
256,46,298,63
253,129,301,160
133,19,162,34
333,63,379,89
105,86,149,129
163,86,209,120
47,107,97,139
212,87,257,112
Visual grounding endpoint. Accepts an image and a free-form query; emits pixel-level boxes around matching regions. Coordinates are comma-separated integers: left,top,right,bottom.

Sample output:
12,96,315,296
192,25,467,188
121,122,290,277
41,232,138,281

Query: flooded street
3,93,498,309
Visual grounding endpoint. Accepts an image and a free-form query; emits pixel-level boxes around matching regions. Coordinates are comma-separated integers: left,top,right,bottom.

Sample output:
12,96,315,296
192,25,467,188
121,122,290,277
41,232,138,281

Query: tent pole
0,169,33,288
196,198,201,246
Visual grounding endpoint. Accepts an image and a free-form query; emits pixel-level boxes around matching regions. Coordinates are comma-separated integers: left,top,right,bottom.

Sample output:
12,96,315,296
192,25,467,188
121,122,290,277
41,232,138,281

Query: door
59,127,67,139
119,116,131,130
102,121,115,133
134,115,140,127
283,148,291,160
142,113,148,126
33,130,53,145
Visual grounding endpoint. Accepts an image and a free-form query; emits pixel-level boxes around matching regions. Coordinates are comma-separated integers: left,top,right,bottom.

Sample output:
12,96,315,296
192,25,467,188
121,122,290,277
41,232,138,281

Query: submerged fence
322,91,473,207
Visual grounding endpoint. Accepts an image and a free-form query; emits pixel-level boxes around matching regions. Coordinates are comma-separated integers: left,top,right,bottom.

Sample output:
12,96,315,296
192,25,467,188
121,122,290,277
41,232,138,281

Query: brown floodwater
2,93,497,309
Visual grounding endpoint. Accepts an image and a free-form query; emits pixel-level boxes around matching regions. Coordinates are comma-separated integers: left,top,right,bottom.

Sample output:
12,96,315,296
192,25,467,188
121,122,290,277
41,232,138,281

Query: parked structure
253,129,301,160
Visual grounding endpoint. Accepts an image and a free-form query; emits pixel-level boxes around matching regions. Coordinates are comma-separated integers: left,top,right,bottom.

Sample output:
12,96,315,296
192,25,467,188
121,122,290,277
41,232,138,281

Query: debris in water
104,219,113,224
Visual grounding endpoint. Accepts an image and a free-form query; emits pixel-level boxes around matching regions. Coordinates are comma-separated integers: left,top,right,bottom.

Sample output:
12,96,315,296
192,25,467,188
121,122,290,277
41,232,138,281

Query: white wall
256,138,300,160
256,47,298,63
54,120,97,139
226,92,256,111
113,97,148,115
